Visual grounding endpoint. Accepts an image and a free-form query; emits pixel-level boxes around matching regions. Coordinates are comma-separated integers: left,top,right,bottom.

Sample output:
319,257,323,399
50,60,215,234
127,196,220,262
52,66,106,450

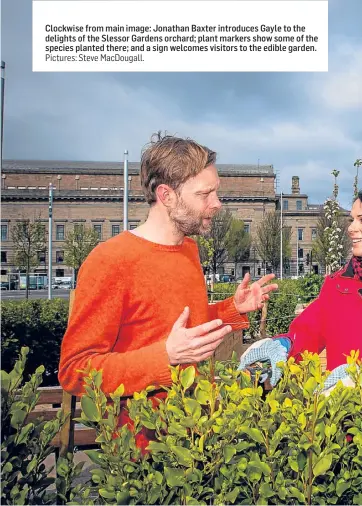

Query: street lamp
123,150,129,231
1,60,5,169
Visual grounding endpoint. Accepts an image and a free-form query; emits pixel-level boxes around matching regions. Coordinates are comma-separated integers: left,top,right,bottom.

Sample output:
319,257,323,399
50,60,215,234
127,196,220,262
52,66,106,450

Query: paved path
1,289,71,300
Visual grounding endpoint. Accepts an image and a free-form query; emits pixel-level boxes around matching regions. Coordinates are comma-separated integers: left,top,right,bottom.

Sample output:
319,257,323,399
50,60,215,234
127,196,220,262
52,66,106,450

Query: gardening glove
322,364,356,396
238,338,290,387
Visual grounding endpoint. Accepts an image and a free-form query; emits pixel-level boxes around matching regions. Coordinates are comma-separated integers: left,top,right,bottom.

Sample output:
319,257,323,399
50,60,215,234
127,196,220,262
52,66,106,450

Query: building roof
1,188,277,203
2,160,275,177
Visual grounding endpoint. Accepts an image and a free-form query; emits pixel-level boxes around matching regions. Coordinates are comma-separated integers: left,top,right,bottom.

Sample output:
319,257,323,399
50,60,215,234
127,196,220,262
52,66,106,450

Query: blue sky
1,0,362,209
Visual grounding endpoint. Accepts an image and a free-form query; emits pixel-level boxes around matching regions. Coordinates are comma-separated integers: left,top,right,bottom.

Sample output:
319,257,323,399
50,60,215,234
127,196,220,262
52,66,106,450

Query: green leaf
180,367,195,390
164,467,184,487
239,426,264,443
1,371,10,392
313,454,333,477
303,377,318,396
16,423,33,444
10,409,27,428
259,483,275,498
223,445,236,464
99,488,116,499
84,450,103,465
112,384,125,397
81,396,100,422
336,480,350,497
171,446,193,467
147,441,168,453
195,387,209,404
224,487,240,503
184,398,201,421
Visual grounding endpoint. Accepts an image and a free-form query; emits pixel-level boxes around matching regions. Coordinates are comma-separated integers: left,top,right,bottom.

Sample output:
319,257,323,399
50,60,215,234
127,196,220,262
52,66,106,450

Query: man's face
168,164,222,236
348,198,362,257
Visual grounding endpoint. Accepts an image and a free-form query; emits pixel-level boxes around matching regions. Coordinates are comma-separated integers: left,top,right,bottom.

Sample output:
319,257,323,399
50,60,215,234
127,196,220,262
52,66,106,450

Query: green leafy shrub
76,352,362,505
1,299,68,385
1,347,66,505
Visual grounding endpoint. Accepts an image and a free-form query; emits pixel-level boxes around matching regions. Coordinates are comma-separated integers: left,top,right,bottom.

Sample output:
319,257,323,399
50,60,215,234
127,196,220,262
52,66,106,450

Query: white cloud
308,43,362,110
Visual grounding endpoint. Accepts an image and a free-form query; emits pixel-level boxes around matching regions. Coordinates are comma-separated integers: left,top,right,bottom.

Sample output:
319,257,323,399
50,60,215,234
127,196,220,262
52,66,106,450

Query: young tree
11,219,47,299
314,170,350,274
353,159,361,201
195,236,214,275
225,218,251,278
207,209,233,276
64,225,100,282
255,211,291,273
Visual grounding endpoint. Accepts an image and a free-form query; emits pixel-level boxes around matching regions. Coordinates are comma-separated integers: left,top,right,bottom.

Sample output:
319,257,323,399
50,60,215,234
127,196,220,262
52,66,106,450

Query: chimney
291,176,300,195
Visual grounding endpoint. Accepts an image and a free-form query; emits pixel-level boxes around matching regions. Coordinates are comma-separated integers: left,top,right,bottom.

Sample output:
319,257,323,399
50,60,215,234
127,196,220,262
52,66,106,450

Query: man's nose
212,194,222,210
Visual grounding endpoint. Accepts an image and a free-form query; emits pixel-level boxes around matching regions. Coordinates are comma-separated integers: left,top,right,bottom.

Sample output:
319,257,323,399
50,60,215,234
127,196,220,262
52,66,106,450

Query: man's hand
166,307,232,365
234,273,278,314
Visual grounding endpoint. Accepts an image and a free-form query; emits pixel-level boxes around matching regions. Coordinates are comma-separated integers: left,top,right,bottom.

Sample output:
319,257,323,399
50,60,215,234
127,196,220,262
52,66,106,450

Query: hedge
1,299,69,386
1,274,324,385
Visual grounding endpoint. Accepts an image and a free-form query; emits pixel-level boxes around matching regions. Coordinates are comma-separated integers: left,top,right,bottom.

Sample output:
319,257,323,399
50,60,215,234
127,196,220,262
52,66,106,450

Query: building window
311,228,317,240
1,251,7,263
38,251,46,264
298,248,304,259
129,223,138,230
112,224,120,237
283,200,289,211
244,223,250,234
74,223,84,234
296,200,303,211
1,269,7,275
1,224,8,241
298,228,303,241
56,250,64,263
56,269,65,277
56,224,65,240
93,224,102,239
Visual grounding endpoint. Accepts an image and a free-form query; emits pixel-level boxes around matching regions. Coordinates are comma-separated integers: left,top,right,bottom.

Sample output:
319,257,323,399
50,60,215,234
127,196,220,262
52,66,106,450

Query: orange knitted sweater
58,231,249,397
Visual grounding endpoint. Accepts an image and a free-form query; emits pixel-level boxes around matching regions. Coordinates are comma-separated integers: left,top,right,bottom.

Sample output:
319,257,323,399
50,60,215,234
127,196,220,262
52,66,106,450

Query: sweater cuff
209,297,249,330
146,340,173,389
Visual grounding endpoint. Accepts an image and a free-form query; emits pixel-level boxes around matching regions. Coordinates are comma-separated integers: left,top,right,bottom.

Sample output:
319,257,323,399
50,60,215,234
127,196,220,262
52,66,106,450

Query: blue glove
238,338,289,387
322,364,350,391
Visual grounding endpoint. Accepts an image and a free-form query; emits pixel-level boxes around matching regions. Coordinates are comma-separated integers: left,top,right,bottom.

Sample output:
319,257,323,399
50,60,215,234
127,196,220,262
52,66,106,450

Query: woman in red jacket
239,191,362,389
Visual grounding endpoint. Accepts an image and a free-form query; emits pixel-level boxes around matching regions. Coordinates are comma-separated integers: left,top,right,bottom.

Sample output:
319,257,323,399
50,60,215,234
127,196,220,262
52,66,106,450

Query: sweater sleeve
58,248,171,397
274,279,328,360
209,297,249,331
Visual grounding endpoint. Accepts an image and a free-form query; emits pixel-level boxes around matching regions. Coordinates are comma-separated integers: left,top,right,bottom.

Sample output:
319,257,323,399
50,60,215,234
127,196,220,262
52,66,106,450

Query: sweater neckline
124,230,188,252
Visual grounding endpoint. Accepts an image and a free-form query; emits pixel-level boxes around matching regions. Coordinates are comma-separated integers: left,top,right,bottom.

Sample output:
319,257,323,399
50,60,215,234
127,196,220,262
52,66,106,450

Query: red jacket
278,260,362,370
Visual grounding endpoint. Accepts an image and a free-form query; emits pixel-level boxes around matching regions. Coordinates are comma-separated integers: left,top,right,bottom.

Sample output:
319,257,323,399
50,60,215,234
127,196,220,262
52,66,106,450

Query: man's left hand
234,273,278,314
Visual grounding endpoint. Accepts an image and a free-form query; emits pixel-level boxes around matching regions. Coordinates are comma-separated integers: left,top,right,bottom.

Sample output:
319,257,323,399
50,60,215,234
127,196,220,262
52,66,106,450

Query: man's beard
168,197,214,237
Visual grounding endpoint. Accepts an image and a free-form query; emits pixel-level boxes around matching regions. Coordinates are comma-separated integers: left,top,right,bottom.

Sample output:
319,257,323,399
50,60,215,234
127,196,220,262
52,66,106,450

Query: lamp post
48,183,53,300
123,150,128,231
1,60,5,169
280,191,283,279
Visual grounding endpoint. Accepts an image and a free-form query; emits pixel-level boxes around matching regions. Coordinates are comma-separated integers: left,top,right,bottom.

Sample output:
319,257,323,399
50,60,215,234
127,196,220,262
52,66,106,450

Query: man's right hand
166,307,232,364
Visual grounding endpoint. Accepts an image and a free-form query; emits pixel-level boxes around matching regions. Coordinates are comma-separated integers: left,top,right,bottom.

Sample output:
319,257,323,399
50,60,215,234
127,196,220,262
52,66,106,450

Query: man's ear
156,184,175,207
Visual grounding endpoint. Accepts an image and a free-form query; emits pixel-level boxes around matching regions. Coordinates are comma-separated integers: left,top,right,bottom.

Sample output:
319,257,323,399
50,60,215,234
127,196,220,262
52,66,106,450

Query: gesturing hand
166,307,232,365
234,273,278,314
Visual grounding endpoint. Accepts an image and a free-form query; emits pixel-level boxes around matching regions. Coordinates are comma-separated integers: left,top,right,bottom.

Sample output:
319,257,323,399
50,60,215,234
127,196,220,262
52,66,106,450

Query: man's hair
357,190,362,202
140,132,217,205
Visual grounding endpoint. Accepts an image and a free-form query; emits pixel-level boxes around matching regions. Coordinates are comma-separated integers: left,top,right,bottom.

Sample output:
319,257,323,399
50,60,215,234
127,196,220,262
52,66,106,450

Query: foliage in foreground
71,352,362,505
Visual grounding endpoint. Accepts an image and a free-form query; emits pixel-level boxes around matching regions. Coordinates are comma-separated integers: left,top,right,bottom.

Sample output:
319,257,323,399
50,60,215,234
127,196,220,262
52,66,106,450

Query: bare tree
255,211,291,272
207,209,233,275
64,225,100,281
225,218,251,278
11,218,47,299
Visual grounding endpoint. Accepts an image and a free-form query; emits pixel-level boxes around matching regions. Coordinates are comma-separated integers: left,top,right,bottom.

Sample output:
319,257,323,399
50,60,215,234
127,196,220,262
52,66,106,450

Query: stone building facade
0,160,346,282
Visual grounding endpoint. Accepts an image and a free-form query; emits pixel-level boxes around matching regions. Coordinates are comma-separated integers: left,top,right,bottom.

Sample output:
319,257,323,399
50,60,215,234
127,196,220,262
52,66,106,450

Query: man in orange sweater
58,134,277,444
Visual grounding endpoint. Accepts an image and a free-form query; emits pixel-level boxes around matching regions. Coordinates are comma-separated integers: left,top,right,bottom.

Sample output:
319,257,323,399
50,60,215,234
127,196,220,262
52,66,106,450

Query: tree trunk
25,264,30,300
